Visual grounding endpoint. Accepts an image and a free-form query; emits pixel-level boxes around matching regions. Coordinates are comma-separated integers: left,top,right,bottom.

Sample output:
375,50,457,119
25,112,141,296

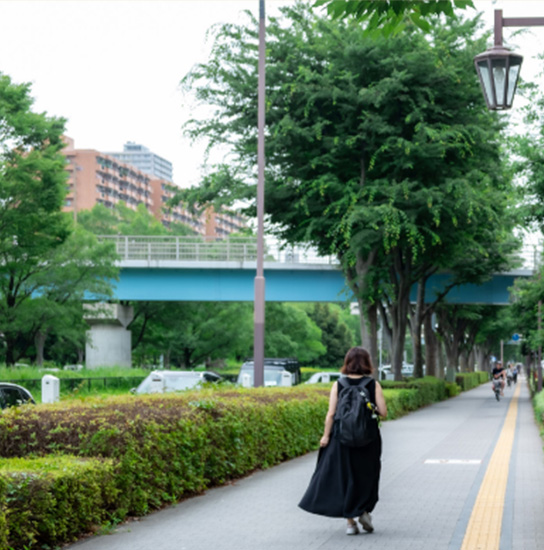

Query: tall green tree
0,73,71,364
265,303,326,363
130,301,254,368
28,227,118,365
302,302,354,367
178,4,516,379
78,202,194,236
314,0,474,34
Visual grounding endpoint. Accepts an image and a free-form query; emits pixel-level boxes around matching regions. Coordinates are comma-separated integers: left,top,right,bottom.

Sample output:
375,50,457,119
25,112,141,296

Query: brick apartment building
62,138,246,238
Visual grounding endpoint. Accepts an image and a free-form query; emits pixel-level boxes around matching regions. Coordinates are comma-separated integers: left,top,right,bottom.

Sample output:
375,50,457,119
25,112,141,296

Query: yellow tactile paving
460,383,520,550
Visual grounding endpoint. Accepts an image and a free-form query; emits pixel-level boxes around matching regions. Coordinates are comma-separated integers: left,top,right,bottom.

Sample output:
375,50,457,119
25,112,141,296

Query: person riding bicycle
492,361,506,397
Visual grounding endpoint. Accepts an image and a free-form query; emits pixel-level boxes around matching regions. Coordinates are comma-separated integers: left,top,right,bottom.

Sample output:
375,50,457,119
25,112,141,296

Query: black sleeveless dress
298,376,382,518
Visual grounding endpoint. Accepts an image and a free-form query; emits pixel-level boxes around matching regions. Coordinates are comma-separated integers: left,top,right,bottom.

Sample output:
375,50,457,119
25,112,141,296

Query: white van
133,370,222,395
236,365,294,387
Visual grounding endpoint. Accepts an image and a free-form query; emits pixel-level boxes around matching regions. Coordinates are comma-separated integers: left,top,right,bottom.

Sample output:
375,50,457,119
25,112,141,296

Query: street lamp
474,10,526,110
254,0,266,387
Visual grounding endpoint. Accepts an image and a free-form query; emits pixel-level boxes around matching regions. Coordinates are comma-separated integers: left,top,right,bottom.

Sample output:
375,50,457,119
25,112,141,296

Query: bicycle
492,378,502,401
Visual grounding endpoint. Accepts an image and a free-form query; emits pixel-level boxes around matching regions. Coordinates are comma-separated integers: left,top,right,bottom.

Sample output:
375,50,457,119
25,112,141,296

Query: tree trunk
437,338,445,379
387,250,412,381
459,353,468,373
35,330,47,367
410,278,426,378
424,312,437,377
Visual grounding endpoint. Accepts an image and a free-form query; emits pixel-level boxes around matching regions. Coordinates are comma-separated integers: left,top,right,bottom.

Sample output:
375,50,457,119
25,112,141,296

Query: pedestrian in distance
298,346,388,536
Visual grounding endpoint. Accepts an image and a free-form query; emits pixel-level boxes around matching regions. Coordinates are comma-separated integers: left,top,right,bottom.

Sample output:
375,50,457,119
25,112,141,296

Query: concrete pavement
67,375,544,550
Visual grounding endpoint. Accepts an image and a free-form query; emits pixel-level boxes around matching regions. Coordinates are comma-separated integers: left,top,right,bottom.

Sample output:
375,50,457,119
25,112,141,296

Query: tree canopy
314,0,475,35
178,3,518,377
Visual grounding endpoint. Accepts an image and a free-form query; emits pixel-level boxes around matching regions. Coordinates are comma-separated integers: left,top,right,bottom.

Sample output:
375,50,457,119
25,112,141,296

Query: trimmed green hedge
0,455,117,549
455,371,489,391
533,390,544,435
0,388,329,521
0,376,485,548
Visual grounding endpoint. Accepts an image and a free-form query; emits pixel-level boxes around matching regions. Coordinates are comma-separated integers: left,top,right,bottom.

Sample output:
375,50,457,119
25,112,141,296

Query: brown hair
340,346,374,376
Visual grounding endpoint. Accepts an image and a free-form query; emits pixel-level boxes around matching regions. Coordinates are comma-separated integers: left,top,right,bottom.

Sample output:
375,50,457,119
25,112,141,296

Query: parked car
240,357,301,384
132,370,222,395
305,372,343,384
379,363,423,380
236,365,294,387
0,382,35,409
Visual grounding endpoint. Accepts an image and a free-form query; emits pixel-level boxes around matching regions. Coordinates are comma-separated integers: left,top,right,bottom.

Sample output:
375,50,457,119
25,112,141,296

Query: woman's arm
320,381,338,447
375,381,388,419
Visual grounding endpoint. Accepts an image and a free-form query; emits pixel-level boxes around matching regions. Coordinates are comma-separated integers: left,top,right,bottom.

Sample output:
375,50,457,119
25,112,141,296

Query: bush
455,372,489,391
0,377,473,548
0,455,118,549
533,390,544,435
0,387,330,520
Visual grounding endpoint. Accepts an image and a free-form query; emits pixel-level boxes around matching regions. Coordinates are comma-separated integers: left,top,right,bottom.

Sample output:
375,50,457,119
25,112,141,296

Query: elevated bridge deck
100,236,540,304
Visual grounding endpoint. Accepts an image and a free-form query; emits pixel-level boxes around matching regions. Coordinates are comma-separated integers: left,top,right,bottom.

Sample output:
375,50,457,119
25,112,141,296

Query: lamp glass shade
491,57,507,106
507,58,522,106
476,59,494,107
474,47,523,110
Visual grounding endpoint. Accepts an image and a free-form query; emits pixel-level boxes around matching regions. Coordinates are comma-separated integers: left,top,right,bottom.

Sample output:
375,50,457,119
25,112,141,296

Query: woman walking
299,346,387,535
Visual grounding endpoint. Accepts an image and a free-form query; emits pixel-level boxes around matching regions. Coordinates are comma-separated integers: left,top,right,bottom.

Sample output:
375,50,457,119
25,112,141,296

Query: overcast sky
1,0,544,187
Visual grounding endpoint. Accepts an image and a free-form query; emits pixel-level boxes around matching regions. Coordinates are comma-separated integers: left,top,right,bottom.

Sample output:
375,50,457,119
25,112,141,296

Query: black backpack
334,377,379,447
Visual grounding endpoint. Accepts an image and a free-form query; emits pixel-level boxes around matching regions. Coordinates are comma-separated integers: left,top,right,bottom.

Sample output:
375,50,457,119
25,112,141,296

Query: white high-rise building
107,142,173,182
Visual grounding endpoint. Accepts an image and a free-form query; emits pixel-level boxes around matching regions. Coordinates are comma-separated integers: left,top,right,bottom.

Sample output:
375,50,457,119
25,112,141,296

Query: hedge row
0,377,484,548
455,371,490,391
0,455,117,549
533,390,544,434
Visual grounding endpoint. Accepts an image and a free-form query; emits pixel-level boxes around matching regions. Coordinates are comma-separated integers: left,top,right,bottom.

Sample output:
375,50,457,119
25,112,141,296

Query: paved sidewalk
67,376,544,550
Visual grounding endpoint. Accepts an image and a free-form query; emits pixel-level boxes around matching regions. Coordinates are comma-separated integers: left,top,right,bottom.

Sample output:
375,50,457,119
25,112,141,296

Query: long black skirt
298,430,382,519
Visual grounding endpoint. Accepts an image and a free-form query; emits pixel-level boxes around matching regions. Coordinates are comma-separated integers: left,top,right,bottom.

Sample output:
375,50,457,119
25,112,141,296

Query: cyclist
492,361,506,397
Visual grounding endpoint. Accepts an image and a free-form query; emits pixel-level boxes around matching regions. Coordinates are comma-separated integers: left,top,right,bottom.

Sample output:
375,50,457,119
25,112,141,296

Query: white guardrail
98,235,338,265
98,235,542,271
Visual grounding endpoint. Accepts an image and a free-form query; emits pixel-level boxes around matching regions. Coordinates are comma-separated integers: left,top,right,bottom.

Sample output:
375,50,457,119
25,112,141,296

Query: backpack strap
337,376,373,391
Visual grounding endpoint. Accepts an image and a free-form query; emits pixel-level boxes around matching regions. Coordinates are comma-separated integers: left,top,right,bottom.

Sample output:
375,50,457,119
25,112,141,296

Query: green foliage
534,390,544,436
0,73,72,365
302,303,354,367
265,303,326,364
130,301,254,368
445,382,461,397
130,301,328,369
314,0,475,35
381,376,447,418
455,371,489,391
78,202,184,236
179,4,517,375
0,455,118,549
0,376,480,547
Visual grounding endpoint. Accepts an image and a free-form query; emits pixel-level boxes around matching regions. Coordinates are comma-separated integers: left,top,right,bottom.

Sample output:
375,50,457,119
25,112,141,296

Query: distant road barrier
98,235,542,272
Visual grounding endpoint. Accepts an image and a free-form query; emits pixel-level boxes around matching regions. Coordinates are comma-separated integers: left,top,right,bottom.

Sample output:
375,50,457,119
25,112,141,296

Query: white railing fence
98,235,542,271
98,235,338,265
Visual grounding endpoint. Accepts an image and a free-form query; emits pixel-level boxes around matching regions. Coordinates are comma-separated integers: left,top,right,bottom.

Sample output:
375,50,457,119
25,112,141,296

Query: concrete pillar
84,303,134,369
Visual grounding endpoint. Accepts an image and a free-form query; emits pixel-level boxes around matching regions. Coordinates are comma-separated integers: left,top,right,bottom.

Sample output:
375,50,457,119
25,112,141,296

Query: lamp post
474,9,544,392
254,0,266,387
474,10,544,110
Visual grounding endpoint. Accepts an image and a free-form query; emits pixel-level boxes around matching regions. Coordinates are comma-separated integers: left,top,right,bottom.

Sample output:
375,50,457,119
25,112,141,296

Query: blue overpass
102,236,536,305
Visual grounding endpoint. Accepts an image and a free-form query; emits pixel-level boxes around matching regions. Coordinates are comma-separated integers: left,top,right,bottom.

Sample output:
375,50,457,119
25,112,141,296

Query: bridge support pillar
84,303,134,369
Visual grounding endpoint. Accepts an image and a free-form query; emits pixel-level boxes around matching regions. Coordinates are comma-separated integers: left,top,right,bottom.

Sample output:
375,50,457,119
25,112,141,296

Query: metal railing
98,235,543,271
99,235,339,265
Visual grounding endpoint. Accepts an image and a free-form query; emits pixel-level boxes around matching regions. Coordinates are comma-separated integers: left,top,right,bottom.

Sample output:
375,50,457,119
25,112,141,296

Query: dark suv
0,383,35,410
